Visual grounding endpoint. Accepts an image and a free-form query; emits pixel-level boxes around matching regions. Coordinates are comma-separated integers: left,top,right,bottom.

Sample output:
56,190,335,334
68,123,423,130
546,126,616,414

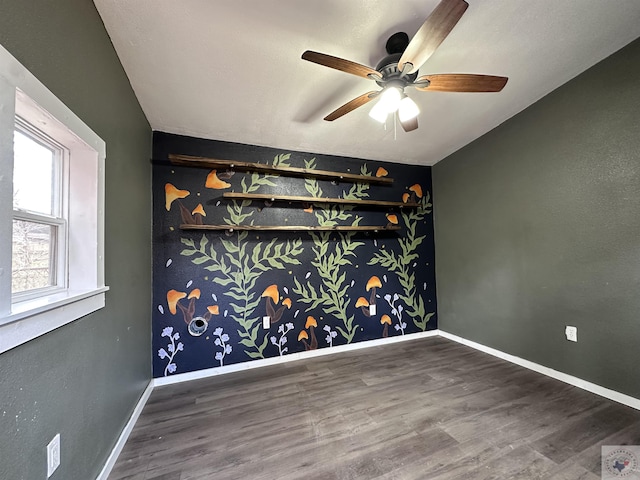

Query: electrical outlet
262,316,270,329
47,433,60,478
369,304,376,316
565,326,577,342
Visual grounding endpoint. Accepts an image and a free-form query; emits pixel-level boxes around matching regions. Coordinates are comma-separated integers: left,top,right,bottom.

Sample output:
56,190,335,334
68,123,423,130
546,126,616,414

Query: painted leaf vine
223,153,289,225
180,154,303,359
369,191,434,330
292,158,370,343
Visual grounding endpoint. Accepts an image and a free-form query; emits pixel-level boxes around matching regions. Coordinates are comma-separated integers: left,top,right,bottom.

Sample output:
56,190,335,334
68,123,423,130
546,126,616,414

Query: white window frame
12,119,68,300
0,44,108,354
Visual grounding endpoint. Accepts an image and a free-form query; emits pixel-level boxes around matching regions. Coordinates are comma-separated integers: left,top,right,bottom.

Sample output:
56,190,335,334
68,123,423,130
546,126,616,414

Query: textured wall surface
0,1,152,479
152,132,436,377
434,37,640,398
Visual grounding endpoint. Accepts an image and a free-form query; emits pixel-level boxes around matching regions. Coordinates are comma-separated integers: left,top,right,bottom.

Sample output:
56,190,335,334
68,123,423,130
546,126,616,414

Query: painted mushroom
167,289,187,315
261,285,290,326
381,314,392,338
376,167,388,178
167,288,219,337
305,316,318,350
191,203,206,225
355,296,370,317
386,213,398,228
165,183,190,211
261,284,279,324
178,288,200,322
170,288,198,321
205,170,231,189
408,183,423,202
366,275,382,309
298,330,310,350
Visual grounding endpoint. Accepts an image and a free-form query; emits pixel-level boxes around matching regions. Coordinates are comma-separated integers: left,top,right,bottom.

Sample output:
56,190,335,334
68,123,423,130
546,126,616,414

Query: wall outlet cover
47,433,60,478
565,326,578,342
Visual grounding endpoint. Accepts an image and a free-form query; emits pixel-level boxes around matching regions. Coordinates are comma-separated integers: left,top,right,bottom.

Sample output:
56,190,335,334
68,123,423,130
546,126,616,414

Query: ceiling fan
301,0,508,132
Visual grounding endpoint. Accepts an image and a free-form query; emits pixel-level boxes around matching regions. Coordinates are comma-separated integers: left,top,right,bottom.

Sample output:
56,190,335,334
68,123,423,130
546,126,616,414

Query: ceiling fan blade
324,91,380,121
302,51,381,80
398,0,469,75
414,74,508,92
400,115,419,132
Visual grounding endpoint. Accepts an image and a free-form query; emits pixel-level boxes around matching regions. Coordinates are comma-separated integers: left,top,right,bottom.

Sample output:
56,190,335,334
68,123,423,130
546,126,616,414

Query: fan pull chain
394,112,397,141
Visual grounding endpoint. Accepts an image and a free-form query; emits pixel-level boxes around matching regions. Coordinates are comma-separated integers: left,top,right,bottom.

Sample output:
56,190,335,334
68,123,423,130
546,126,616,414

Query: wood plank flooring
109,337,640,479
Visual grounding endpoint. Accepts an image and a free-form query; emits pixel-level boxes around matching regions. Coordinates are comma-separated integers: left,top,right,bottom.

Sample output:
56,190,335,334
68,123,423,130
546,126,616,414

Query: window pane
13,130,55,215
12,220,56,294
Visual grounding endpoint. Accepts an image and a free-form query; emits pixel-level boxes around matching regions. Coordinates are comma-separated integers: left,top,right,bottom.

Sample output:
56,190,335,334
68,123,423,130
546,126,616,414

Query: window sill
0,286,109,354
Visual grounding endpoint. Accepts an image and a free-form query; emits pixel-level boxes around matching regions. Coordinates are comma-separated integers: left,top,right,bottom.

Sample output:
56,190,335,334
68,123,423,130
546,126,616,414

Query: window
12,124,66,297
0,44,107,353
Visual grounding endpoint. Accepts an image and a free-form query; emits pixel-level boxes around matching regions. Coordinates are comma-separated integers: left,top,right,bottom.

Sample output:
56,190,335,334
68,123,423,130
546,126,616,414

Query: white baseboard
96,380,154,480
154,330,439,387
439,330,640,411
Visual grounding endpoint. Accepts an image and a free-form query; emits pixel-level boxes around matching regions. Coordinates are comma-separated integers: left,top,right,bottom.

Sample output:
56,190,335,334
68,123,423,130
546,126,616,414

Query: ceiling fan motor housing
386,32,410,55
374,52,418,87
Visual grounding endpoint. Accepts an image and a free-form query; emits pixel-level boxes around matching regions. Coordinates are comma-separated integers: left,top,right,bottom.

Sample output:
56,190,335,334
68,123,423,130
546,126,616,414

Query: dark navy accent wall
152,132,437,377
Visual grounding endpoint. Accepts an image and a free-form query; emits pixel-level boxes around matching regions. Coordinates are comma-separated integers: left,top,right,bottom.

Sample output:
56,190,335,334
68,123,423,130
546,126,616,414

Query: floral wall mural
152,132,437,377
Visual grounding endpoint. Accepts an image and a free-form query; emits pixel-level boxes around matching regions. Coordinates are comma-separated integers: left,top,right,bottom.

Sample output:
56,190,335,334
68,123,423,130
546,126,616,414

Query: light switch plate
369,304,376,316
565,326,577,342
262,316,270,329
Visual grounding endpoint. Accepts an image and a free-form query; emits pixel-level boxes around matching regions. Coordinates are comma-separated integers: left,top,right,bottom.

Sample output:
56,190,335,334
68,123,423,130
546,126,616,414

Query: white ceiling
94,0,640,166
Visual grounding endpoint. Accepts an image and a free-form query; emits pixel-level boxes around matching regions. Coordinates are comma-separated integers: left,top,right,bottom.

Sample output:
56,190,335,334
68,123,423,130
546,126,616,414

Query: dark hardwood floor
109,337,640,479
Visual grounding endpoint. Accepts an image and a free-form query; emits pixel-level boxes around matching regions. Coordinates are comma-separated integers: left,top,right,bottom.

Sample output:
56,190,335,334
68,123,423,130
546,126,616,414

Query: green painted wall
0,1,152,479
434,37,640,399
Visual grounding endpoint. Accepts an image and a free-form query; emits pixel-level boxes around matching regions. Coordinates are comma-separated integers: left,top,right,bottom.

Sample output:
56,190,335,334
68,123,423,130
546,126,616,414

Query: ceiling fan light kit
301,0,508,133
368,97,390,123
368,86,402,124
369,88,420,124
379,86,402,113
398,95,420,122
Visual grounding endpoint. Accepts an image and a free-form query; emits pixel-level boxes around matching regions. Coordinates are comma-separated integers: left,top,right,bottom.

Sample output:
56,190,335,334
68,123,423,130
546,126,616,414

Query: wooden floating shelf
223,192,418,208
168,154,394,185
180,224,400,232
